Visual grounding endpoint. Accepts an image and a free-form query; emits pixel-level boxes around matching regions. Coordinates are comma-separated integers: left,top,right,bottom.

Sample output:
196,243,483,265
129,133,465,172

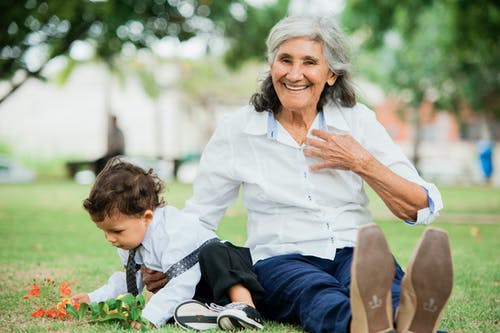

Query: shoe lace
207,302,247,312
207,303,225,312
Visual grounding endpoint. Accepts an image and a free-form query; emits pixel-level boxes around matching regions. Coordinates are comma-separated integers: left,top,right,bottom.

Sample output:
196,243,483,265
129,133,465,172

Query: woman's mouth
284,83,308,91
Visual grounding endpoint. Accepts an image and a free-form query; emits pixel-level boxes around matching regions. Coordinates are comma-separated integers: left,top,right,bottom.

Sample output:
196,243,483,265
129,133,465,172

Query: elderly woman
146,16,453,333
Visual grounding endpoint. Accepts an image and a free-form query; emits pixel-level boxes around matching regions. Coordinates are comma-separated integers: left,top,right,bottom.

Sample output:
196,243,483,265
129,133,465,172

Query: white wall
0,63,208,160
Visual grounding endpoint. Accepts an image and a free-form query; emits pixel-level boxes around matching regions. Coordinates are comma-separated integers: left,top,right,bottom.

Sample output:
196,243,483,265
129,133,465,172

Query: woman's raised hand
304,129,372,174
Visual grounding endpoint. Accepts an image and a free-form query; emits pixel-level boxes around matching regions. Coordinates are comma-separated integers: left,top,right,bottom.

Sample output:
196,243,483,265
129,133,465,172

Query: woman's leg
391,258,405,314
254,253,352,333
254,249,405,333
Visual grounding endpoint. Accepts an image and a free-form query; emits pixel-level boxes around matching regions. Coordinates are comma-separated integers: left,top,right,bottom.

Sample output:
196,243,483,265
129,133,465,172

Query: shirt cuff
88,271,126,303
141,303,166,328
405,184,442,225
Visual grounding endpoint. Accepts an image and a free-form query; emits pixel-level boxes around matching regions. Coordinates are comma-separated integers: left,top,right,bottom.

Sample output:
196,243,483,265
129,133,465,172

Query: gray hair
250,15,356,113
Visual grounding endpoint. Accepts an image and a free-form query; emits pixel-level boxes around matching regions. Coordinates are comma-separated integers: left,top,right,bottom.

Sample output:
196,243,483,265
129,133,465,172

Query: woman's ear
327,72,338,86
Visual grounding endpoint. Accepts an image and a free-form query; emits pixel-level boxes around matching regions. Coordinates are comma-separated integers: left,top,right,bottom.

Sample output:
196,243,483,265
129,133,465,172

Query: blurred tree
221,0,290,68
176,57,264,142
343,0,500,166
0,0,289,105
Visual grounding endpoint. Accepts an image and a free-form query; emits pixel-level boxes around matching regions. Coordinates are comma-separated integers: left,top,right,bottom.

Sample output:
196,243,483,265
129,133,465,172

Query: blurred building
0,62,212,161
373,98,500,186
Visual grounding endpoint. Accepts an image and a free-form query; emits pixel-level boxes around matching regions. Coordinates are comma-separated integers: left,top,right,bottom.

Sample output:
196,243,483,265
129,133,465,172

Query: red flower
24,283,40,299
26,278,79,321
31,307,45,317
45,307,59,319
59,283,72,297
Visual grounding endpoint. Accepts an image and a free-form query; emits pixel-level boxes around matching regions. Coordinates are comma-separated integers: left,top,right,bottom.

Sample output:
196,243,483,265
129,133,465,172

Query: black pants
194,241,265,306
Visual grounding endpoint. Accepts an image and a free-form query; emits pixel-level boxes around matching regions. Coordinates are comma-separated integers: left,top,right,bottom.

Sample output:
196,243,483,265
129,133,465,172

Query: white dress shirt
184,102,443,263
88,206,217,327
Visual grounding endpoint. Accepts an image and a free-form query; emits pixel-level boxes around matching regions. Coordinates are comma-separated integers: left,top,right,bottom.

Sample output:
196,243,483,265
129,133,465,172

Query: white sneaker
174,300,219,331
216,302,264,331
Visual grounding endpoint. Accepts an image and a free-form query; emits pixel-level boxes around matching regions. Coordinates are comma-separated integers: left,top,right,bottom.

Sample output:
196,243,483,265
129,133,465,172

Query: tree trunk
411,105,422,173
154,99,164,159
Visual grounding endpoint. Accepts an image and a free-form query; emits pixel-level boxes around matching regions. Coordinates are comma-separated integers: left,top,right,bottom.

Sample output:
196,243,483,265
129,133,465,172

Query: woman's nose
287,64,303,80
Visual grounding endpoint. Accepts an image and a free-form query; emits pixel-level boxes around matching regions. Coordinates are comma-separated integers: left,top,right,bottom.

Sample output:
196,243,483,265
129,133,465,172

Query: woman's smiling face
270,36,336,114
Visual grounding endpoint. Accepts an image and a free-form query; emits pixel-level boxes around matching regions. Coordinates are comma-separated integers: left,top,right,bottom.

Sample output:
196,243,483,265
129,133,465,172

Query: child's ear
143,210,154,226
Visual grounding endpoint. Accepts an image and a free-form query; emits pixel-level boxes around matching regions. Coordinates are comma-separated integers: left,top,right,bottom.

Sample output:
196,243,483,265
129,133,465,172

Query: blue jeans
253,248,405,333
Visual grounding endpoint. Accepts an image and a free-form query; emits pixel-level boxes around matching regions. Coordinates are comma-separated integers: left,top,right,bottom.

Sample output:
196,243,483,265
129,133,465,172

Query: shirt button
303,171,307,178
307,195,312,201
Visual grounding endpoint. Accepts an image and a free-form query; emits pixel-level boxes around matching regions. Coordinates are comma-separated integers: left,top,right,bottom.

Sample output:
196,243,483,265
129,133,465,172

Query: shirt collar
243,102,352,138
322,102,351,133
243,109,270,136
141,208,161,252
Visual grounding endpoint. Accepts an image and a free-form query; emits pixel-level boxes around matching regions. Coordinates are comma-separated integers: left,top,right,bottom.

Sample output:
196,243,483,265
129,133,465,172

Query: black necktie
126,246,139,296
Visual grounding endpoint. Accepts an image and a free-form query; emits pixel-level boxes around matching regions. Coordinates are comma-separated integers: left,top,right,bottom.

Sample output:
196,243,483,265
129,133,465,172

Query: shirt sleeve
405,183,443,225
183,118,241,231
88,249,133,303
88,271,128,303
140,264,202,327
357,105,443,225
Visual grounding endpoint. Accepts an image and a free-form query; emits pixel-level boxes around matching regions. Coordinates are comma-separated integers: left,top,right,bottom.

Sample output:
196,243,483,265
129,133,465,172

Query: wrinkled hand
141,265,168,293
304,129,371,173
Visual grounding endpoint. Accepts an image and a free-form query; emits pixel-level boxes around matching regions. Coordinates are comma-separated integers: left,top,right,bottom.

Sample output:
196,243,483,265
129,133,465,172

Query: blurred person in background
95,115,125,175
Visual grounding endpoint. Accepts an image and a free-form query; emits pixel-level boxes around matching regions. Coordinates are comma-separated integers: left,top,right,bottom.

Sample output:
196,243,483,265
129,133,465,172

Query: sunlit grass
0,181,498,332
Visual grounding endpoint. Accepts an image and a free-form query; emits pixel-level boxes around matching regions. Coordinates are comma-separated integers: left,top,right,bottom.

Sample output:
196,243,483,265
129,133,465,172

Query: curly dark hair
83,157,166,222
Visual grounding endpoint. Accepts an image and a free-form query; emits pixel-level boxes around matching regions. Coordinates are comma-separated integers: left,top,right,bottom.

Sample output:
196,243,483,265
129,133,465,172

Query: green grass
0,181,499,332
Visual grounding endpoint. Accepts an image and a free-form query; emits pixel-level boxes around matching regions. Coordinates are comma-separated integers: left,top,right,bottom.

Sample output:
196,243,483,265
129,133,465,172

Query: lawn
0,181,498,332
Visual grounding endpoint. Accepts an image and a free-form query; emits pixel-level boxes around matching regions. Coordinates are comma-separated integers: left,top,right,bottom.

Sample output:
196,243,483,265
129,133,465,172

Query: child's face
96,210,153,250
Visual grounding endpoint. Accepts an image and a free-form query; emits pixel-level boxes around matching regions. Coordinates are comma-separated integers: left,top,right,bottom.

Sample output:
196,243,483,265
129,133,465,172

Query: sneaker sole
218,309,264,330
352,224,395,333
407,228,453,333
174,300,218,331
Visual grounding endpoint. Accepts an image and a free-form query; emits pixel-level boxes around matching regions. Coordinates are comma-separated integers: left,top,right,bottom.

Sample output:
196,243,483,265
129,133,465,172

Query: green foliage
176,57,264,105
343,0,500,117
1,0,208,77
0,140,12,154
222,0,290,68
0,0,288,103
66,294,150,331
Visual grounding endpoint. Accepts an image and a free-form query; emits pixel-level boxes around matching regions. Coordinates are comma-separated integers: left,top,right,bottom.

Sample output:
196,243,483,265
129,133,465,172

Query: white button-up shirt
88,206,217,327
184,102,443,263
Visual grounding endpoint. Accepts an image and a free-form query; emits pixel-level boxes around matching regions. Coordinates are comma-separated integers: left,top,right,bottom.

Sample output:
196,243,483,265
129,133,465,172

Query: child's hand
130,321,142,329
71,293,90,304
131,321,156,330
